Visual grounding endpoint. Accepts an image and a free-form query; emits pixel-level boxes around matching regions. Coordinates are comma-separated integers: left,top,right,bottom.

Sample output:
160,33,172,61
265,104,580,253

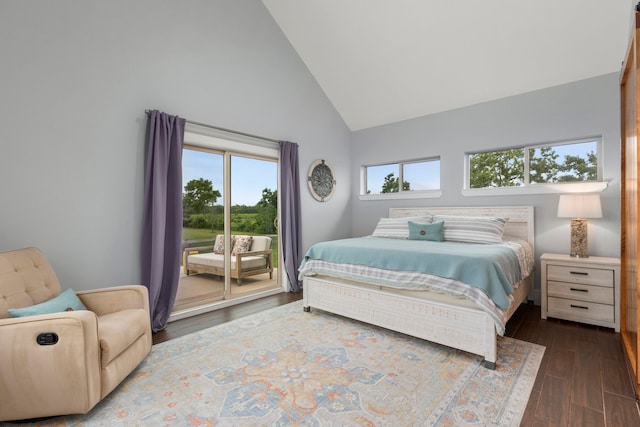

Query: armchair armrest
0,311,102,419
183,245,215,253
76,285,149,317
234,249,274,270
235,249,273,259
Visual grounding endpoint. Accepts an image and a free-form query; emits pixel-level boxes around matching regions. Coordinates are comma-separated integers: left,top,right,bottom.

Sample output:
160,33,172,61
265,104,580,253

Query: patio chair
184,235,273,284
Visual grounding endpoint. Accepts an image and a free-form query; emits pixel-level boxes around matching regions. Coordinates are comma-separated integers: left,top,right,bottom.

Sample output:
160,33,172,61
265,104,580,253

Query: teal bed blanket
300,237,523,311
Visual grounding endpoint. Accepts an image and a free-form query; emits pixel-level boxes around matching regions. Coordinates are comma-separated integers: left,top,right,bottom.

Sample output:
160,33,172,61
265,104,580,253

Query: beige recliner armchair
0,247,152,422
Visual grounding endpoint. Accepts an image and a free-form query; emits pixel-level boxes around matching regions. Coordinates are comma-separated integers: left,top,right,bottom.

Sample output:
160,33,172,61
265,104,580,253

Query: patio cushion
187,253,266,269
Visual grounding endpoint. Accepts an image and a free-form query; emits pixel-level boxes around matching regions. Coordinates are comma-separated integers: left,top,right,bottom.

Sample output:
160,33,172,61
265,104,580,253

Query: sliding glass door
229,155,278,296
173,142,280,316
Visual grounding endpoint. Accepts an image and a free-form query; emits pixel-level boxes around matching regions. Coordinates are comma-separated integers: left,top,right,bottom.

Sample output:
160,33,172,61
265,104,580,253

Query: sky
182,149,277,206
366,160,440,194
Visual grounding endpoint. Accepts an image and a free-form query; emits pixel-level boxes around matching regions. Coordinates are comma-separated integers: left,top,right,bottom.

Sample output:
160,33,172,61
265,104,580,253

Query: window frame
463,136,607,196
359,157,442,201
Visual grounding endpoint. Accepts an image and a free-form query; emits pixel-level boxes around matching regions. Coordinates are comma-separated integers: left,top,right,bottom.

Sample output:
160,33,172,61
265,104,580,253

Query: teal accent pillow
8,288,87,318
408,221,444,242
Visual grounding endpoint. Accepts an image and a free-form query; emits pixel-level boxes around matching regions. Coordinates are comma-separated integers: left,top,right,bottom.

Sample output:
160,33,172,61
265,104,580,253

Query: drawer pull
569,271,589,276
570,304,589,310
570,288,589,293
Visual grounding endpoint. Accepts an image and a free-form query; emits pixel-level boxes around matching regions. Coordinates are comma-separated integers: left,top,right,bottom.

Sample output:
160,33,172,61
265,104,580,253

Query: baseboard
168,287,284,322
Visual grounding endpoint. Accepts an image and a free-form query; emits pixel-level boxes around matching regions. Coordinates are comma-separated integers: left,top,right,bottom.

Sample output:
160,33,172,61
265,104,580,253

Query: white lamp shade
557,194,603,219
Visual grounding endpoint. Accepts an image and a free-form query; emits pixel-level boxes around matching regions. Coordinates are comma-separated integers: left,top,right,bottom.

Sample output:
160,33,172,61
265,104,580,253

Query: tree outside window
469,139,599,189
364,158,439,195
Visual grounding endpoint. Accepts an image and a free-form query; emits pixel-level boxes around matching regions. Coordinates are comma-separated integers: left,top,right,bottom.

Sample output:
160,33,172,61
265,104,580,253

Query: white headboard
389,206,535,251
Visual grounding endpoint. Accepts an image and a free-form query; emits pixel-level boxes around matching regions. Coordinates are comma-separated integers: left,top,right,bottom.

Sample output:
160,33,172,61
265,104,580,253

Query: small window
363,158,440,195
467,138,601,189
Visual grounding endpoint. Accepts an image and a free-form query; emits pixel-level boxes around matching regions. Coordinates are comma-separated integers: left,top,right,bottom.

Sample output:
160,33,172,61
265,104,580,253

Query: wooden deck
172,268,280,313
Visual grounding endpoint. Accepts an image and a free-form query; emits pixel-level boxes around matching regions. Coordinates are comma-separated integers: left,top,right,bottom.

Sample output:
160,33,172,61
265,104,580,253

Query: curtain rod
145,109,280,145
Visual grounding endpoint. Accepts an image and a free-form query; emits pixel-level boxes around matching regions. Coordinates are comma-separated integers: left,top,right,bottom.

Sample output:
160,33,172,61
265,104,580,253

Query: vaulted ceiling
262,1,635,131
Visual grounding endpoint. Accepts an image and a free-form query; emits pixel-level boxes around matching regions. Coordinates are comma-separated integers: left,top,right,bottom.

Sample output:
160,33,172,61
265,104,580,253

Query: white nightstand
540,253,620,332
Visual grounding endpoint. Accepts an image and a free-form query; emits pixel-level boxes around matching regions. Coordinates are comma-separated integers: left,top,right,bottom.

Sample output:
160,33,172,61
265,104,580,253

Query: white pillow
371,216,432,239
433,215,507,244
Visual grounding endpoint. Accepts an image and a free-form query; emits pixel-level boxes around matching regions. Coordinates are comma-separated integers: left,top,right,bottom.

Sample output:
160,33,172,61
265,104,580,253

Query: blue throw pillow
8,288,87,317
408,221,444,242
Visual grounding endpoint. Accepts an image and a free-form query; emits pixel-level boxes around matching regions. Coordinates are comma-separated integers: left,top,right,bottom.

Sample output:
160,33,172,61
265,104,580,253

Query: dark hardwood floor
154,294,640,426
506,304,640,426
153,292,302,345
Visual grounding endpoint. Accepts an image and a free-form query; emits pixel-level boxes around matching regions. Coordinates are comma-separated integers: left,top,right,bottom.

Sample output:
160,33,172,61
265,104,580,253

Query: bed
300,206,534,369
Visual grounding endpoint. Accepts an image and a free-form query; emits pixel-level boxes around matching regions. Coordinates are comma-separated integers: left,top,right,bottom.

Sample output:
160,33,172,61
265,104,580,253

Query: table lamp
557,194,602,258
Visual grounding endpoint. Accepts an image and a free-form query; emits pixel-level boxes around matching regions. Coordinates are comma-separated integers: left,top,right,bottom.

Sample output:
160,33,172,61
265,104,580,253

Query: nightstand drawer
547,281,613,305
547,264,614,287
548,296,614,323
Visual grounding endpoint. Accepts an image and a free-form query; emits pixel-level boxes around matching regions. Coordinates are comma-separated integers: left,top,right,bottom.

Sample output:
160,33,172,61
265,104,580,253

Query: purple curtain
141,110,185,332
279,141,303,292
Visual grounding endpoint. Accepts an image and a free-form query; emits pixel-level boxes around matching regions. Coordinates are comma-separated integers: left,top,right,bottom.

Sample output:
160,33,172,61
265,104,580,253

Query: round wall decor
307,159,336,202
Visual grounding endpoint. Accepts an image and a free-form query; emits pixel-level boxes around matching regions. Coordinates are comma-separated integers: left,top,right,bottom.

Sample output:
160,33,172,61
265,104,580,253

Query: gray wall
351,73,621,301
0,0,351,291
0,1,623,302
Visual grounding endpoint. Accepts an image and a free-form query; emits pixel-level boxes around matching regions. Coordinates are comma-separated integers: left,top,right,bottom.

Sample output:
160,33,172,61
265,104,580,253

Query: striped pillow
371,216,432,239
433,215,507,244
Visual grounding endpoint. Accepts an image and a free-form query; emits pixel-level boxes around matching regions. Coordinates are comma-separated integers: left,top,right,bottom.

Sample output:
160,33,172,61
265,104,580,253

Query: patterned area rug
10,301,543,426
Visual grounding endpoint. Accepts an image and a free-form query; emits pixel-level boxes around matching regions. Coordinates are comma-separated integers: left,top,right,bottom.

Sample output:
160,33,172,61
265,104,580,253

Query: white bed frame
302,206,534,369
